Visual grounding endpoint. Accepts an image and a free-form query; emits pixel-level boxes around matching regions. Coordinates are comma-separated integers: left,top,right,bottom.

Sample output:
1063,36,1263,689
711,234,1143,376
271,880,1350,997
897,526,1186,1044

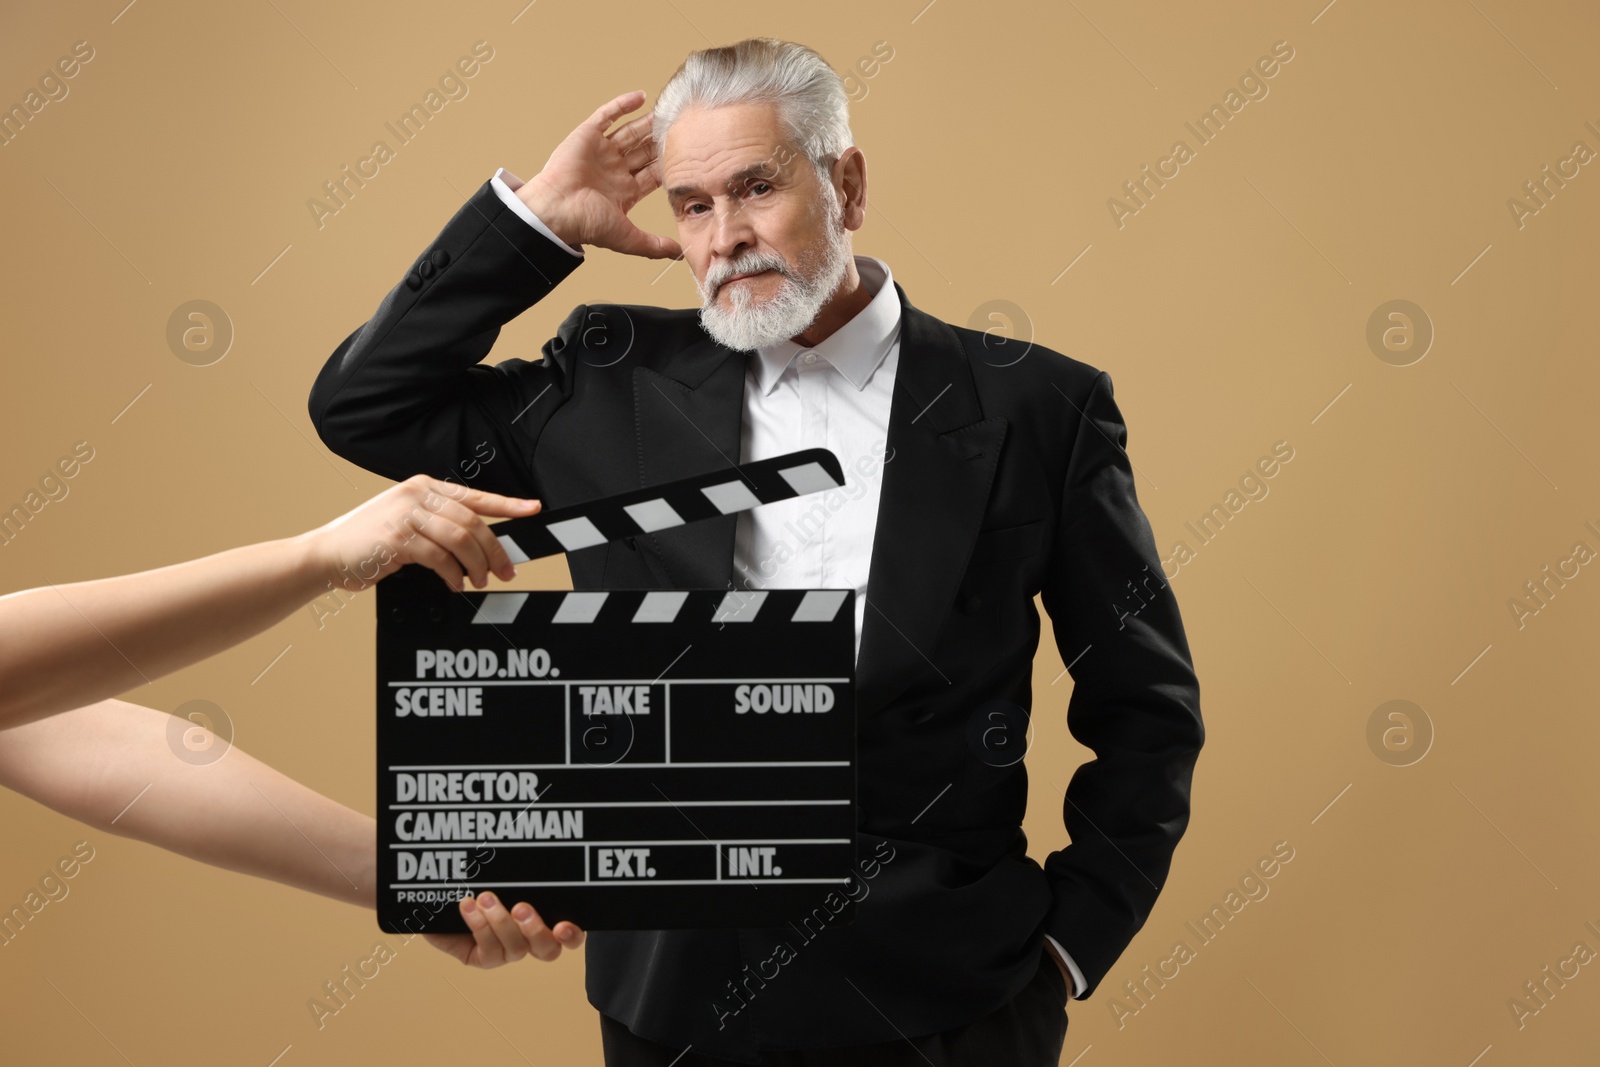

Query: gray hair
652,37,854,189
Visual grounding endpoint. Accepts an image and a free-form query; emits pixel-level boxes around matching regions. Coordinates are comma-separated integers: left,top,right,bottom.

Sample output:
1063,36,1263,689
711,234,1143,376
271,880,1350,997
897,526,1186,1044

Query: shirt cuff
1044,934,1087,999
491,167,584,259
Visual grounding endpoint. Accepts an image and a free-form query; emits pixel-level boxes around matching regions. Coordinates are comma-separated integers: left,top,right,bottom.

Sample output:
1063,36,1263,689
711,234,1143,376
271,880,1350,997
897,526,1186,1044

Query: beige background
3,1,1598,1063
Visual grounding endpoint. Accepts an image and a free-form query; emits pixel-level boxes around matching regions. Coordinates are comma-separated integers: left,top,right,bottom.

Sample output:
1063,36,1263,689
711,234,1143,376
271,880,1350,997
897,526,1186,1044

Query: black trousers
598,945,1070,1066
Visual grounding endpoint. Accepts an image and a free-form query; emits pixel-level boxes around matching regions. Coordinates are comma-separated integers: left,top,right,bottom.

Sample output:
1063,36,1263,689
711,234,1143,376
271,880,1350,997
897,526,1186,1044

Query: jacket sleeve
1036,369,1205,999
306,177,590,498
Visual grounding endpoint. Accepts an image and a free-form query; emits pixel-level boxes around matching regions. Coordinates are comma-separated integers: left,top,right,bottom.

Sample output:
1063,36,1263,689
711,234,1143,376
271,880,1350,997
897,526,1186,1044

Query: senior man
308,36,1203,1067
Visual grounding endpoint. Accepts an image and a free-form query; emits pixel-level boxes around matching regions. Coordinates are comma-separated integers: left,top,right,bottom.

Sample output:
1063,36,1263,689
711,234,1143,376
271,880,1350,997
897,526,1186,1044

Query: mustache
708,255,789,295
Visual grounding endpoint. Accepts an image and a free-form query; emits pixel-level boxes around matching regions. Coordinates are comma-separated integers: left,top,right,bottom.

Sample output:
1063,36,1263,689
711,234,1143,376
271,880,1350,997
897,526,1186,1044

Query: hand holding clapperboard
375,447,858,934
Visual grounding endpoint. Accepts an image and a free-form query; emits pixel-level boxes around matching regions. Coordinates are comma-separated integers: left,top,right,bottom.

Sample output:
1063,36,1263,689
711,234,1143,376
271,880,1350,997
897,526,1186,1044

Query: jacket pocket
971,518,1046,562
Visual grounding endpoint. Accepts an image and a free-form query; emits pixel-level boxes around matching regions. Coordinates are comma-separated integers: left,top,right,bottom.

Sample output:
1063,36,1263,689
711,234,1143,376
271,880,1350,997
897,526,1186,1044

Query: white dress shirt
488,167,1087,1000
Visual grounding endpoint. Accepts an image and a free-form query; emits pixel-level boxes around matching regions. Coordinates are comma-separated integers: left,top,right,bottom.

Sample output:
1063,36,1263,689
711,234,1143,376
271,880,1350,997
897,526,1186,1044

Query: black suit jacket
307,179,1204,1062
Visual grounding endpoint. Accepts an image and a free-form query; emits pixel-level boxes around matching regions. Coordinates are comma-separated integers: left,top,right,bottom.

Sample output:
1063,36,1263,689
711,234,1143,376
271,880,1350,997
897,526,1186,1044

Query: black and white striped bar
468,588,851,627
492,447,846,563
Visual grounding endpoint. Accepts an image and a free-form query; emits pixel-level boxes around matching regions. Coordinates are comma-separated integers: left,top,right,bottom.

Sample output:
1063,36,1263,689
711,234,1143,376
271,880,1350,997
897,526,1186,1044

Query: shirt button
802,352,818,364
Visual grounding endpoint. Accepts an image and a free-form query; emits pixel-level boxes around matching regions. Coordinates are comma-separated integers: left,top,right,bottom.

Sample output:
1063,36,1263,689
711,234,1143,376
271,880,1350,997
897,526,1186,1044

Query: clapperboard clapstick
489,446,847,562
375,447,860,934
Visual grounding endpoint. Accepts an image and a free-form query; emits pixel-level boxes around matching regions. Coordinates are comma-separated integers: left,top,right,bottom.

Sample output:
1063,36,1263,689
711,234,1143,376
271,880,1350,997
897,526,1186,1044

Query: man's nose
709,200,756,261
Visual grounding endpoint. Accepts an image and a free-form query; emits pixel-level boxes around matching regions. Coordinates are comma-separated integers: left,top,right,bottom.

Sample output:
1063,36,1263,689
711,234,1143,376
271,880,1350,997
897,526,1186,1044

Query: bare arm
0,477,539,729
0,697,588,957
0,698,375,908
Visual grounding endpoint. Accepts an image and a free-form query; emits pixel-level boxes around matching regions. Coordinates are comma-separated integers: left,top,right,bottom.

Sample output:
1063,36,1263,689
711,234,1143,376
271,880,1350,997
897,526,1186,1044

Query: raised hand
515,90,683,261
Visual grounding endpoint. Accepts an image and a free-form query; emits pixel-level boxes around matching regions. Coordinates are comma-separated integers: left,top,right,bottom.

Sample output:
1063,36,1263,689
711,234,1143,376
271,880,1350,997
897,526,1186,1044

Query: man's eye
747,182,771,196
685,203,707,216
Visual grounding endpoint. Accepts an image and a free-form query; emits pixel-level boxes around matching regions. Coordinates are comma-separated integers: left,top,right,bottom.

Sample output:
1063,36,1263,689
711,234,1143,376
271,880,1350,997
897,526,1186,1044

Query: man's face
661,101,851,351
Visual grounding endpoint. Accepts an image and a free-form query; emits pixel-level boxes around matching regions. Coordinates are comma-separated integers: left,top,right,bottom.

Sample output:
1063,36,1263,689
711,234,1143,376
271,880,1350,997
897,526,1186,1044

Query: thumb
612,218,682,261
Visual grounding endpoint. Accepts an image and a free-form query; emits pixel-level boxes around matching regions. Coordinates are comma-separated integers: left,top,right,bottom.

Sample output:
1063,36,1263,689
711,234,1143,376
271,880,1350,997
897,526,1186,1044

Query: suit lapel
631,282,1006,715
632,335,746,589
856,285,1007,715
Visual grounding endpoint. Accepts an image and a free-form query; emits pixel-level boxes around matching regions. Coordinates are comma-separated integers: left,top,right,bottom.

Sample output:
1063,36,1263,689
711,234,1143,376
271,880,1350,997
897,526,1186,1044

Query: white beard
696,193,851,352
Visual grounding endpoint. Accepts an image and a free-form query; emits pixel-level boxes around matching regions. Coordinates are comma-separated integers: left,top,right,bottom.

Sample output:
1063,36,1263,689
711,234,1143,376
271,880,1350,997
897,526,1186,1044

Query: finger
414,487,535,581
414,473,468,503
475,893,530,963
452,508,516,583
622,139,658,175
607,111,655,154
414,492,522,585
588,90,646,133
552,920,586,949
422,478,543,520
407,534,468,592
616,173,684,260
614,219,683,261
633,157,664,192
508,901,566,962
403,502,489,591
460,895,506,967
406,502,492,591
633,162,678,213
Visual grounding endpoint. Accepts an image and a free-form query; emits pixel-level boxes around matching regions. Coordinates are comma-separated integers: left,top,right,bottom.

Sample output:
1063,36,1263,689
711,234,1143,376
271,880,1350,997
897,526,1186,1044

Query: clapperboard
375,448,858,934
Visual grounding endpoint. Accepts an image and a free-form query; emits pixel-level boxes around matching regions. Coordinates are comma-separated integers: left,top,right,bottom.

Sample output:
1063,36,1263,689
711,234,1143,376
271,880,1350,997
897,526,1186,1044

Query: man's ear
834,148,868,230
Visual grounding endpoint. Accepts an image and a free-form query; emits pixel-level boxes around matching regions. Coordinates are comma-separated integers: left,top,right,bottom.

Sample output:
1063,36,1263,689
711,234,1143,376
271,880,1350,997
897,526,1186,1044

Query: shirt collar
749,255,901,396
